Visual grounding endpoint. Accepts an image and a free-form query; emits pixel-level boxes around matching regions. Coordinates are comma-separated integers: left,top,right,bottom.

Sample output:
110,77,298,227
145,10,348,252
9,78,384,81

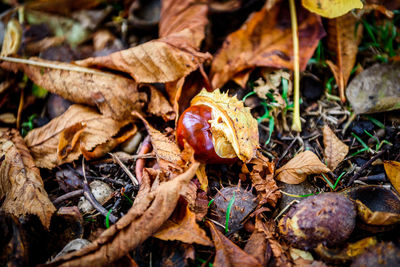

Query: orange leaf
153,206,212,246
210,3,325,88
323,125,349,171
326,13,363,102
384,161,400,194
275,151,330,184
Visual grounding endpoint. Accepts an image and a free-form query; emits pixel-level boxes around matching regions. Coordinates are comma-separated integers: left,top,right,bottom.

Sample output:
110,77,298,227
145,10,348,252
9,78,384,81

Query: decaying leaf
0,128,55,228
275,150,330,184
0,58,147,120
323,125,349,171
76,0,210,83
302,0,363,18
207,221,262,267
24,105,133,169
46,162,200,267
384,161,400,194
0,19,22,57
326,13,363,102
210,3,325,88
244,230,271,266
249,152,280,207
153,206,212,246
144,85,175,121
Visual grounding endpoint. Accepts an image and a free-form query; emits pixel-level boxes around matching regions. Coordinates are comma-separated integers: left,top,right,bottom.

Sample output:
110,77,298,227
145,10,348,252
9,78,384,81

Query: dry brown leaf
46,162,200,267
0,58,147,120
326,13,363,102
207,221,262,267
323,125,349,171
76,0,210,83
244,231,271,266
144,85,175,121
302,0,363,18
0,128,55,228
384,161,400,194
210,3,325,88
249,152,280,207
275,151,330,184
153,206,212,246
24,105,133,169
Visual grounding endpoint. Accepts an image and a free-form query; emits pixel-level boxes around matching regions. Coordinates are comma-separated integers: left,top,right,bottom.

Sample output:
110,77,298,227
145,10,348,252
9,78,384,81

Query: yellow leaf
302,0,363,18
275,151,330,184
384,161,400,194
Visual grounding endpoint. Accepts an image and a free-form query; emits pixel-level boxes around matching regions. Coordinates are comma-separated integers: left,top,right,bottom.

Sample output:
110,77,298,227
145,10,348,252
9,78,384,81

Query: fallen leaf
153,206,212,246
26,0,102,15
144,85,175,121
0,113,16,124
326,13,363,102
384,161,400,194
302,0,363,18
0,19,22,57
275,150,330,184
207,221,262,267
24,105,133,169
0,128,55,228
76,0,211,83
249,152,280,207
0,57,147,120
46,162,200,267
244,230,271,266
210,3,325,88
323,125,349,170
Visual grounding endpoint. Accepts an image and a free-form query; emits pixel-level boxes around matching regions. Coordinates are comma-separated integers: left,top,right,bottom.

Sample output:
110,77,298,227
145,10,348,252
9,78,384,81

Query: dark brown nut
351,242,400,267
278,192,356,250
210,186,257,234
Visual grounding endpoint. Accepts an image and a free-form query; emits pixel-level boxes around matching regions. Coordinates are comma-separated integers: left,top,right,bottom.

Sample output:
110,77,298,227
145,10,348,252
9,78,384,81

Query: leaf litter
0,0,399,266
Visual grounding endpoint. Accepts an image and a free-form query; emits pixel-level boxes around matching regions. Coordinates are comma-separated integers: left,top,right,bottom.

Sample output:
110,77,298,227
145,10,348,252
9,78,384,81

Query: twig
52,189,84,205
277,135,300,167
289,0,301,132
135,135,152,184
109,152,138,186
82,158,117,223
347,150,385,186
16,87,23,129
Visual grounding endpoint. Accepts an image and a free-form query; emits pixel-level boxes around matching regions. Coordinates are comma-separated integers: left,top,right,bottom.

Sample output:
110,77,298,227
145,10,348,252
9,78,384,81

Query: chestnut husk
279,192,356,250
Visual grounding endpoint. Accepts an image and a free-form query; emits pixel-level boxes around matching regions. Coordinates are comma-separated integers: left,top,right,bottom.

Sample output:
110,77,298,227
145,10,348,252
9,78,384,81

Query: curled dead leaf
302,0,363,18
0,128,55,228
25,105,133,169
275,150,330,184
384,161,400,194
0,19,22,57
323,125,349,171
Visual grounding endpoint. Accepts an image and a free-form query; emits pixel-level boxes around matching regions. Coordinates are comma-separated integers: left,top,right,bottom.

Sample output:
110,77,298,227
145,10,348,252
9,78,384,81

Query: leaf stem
289,0,301,132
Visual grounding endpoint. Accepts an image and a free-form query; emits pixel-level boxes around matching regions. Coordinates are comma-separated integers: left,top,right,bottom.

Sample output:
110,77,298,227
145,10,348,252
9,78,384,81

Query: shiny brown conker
176,104,236,164
279,192,356,250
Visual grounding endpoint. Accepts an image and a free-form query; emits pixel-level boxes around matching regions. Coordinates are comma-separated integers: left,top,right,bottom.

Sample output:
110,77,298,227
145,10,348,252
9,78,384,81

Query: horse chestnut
176,89,259,164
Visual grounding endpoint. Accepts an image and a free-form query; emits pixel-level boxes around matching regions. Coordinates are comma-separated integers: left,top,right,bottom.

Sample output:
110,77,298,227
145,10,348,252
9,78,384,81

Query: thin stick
16,87,23,129
52,189,84,204
109,152,139,186
82,158,117,223
347,150,385,186
289,0,301,132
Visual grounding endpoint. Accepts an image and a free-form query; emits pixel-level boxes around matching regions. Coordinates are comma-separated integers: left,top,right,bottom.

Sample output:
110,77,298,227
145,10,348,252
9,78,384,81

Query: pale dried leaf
0,58,147,120
207,221,262,267
275,151,330,184
1,19,22,57
384,161,400,194
24,105,132,169
302,0,363,18
46,162,200,267
0,128,55,228
76,0,210,83
211,3,325,88
326,13,363,101
153,206,212,246
0,113,16,124
323,125,349,170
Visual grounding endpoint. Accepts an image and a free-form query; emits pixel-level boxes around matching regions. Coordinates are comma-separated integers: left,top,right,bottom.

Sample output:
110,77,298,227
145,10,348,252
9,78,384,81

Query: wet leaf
326,13,363,102
275,150,330,184
153,206,212,246
0,19,22,57
0,58,147,120
46,162,200,267
24,105,133,169
384,161,400,194
210,3,325,88
0,128,55,228
323,125,349,171
302,0,363,18
207,221,262,267
76,0,210,83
